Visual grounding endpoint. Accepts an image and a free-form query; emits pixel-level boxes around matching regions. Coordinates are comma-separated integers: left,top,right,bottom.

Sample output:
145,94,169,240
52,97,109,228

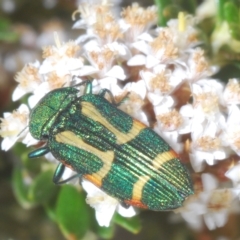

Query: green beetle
28,81,193,211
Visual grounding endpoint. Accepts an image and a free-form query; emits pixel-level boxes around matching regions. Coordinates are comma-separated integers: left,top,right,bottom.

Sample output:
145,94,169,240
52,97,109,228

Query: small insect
28,81,194,211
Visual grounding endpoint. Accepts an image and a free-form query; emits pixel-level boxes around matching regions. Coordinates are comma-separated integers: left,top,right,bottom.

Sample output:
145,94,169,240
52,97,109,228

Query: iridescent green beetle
28,81,194,211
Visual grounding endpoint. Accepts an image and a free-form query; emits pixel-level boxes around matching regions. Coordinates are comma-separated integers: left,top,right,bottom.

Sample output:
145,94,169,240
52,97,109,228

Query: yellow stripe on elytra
55,131,114,187
81,101,145,144
132,175,151,201
152,150,177,169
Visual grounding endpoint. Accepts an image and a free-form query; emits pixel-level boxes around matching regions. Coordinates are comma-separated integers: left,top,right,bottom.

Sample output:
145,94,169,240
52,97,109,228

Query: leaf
96,225,115,239
154,0,169,26
113,214,141,234
28,170,57,204
224,2,239,24
12,168,33,209
223,2,240,40
0,18,18,42
55,185,90,240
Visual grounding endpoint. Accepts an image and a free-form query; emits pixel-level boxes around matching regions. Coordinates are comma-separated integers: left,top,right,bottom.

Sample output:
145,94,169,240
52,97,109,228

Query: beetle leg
84,81,93,94
53,163,65,184
99,89,129,106
98,89,117,104
28,147,50,158
53,163,82,184
73,80,93,94
115,92,130,106
120,201,130,209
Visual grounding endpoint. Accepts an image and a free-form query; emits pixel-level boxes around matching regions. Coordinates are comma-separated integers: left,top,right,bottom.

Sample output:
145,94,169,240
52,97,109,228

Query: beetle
28,81,193,211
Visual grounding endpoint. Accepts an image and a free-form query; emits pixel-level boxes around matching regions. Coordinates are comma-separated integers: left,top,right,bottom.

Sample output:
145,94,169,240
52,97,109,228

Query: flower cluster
1,1,240,230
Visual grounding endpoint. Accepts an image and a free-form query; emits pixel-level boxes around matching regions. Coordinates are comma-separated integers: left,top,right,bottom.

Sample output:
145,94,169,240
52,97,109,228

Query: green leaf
0,18,18,42
97,225,115,239
28,170,57,204
55,185,90,240
154,0,169,26
162,4,182,21
223,2,240,40
45,200,58,222
12,168,33,209
113,214,141,234
228,23,240,40
217,0,228,22
224,2,239,24
180,0,196,14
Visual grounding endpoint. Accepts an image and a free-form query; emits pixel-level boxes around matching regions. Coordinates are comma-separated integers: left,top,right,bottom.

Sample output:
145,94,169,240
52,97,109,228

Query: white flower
131,28,178,68
223,79,240,105
141,65,183,96
190,121,227,172
12,61,42,101
178,173,236,230
83,43,127,81
74,2,123,45
221,105,240,156
73,2,99,29
225,163,240,188
0,104,30,150
73,1,117,31
153,102,192,152
166,14,199,51
116,80,148,125
185,49,213,82
81,180,136,227
191,79,224,122
119,3,157,44
39,40,83,76
156,107,190,132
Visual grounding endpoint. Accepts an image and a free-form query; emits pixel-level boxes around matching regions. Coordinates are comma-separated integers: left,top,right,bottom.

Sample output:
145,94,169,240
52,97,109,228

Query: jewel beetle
28,81,194,211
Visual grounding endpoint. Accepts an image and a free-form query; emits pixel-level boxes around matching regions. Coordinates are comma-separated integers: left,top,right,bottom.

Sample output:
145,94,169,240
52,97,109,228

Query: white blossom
0,104,31,150
178,174,237,230
82,180,136,227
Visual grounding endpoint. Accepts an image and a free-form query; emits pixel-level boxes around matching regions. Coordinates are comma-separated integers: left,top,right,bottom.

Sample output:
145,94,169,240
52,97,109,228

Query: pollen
47,72,70,89
207,189,232,212
121,3,157,27
43,41,80,59
94,13,123,42
192,49,209,73
196,136,220,151
149,71,172,93
89,47,116,70
42,46,54,58
15,64,41,88
73,2,111,23
117,91,144,115
157,109,183,130
225,79,240,102
194,92,219,113
65,41,80,57
150,29,178,59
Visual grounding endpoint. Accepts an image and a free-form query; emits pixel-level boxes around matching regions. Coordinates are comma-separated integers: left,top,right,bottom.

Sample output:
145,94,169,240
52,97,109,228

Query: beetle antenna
17,125,28,137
